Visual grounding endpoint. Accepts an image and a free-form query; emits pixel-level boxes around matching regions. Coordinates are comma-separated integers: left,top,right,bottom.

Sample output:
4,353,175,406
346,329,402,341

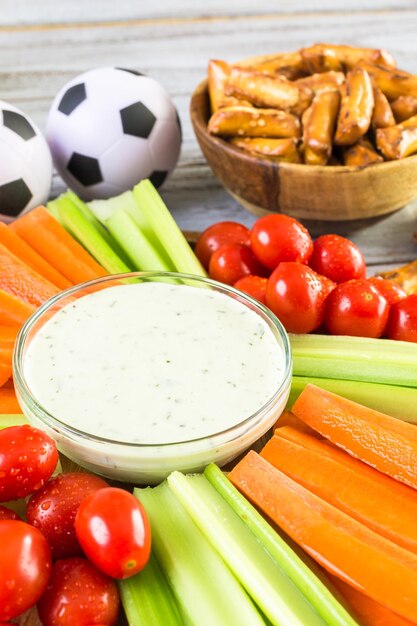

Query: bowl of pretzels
190,43,417,221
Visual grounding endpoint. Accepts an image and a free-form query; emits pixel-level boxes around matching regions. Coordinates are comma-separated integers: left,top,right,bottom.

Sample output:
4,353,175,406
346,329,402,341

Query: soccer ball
0,101,52,220
46,67,182,200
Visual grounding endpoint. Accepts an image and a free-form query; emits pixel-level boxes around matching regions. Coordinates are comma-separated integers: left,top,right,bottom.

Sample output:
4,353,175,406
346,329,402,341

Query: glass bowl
13,272,292,484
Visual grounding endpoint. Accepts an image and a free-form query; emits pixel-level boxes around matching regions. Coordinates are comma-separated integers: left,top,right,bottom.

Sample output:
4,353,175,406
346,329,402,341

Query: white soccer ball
0,101,52,220
46,67,182,200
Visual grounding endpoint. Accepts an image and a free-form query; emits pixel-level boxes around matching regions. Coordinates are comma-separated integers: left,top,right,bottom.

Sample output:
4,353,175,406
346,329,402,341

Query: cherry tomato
386,294,417,342
0,504,20,521
309,234,366,284
325,279,389,338
0,425,58,502
26,472,109,559
367,276,407,306
37,557,119,626
234,275,268,304
209,243,267,285
75,487,151,579
251,214,313,271
0,520,51,620
266,262,335,333
195,221,251,269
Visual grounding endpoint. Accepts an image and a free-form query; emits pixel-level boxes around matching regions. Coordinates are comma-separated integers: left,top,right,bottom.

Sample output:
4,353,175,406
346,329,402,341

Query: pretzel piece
303,89,341,164
391,96,417,123
225,67,312,115
376,114,417,159
229,137,301,162
342,138,384,166
334,68,374,145
208,106,301,138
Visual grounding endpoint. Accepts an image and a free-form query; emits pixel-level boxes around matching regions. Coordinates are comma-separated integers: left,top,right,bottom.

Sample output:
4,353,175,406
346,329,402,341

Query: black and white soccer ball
46,67,182,200
0,101,52,220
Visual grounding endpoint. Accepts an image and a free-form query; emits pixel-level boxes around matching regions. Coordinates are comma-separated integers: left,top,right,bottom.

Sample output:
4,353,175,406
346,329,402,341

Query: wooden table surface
3,2,417,624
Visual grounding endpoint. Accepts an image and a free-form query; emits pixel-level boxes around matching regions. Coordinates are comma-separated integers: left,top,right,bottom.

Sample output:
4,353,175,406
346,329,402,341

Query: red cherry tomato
0,520,51,620
0,425,58,502
195,221,251,269
386,294,417,342
75,487,151,579
309,234,366,284
209,243,267,285
37,557,119,626
26,472,109,559
0,505,20,521
367,276,407,306
250,214,313,271
266,262,335,333
234,275,268,304
325,279,389,338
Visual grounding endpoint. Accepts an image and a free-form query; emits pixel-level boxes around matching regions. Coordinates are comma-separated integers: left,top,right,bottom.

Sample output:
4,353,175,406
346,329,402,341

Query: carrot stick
2,378,14,389
229,451,417,622
0,222,72,290
292,384,417,490
0,289,36,326
0,245,60,307
273,409,322,437
0,363,12,387
329,576,416,626
263,428,417,555
11,207,107,283
0,388,22,414
0,326,20,345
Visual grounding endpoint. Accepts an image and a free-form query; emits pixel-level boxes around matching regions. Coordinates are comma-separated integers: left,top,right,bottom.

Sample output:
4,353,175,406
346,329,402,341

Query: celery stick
136,483,265,626
0,414,27,428
168,472,327,626
288,376,417,423
90,191,176,270
107,210,171,272
205,464,358,626
58,191,134,268
133,180,207,277
46,198,64,224
290,333,417,387
53,197,131,275
119,552,184,626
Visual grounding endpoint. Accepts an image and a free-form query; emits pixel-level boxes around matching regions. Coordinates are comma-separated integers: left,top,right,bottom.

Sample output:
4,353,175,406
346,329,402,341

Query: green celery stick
53,197,131,275
204,464,358,626
288,376,417,423
107,210,171,272
135,483,265,626
167,472,327,626
119,553,184,626
290,333,417,387
46,198,64,224
133,180,206,277
0,414,27,428
89,191,175,269
58,191,134,267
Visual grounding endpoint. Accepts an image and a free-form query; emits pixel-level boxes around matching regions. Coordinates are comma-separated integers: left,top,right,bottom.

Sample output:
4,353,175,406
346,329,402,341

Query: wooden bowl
190,79,417,221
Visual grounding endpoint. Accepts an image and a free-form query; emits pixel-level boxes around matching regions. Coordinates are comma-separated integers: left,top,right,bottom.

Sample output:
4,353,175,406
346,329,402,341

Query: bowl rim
13,270,292,450
190,77,417,174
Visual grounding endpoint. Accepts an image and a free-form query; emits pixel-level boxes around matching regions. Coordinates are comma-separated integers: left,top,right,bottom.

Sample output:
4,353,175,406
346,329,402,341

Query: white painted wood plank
1,1,416,26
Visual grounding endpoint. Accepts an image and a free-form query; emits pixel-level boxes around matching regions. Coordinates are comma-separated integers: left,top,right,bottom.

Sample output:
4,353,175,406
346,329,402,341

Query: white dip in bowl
14,273,292,483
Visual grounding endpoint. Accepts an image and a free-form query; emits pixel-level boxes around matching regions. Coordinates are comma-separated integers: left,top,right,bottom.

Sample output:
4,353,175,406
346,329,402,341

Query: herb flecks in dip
24,283,284,444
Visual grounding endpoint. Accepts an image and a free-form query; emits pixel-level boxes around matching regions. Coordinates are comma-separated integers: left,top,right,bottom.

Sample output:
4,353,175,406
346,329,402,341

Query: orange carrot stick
0,326,20,345
263,428,417,554
0,289,36,326
273,409,322,437
0,245,60,307
0,222,72,290
292,384,417,490
229,451,417,622
11,207,107,283
2,378,14,389
0,363,12,387
0,388,22,414
329,576,416,626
